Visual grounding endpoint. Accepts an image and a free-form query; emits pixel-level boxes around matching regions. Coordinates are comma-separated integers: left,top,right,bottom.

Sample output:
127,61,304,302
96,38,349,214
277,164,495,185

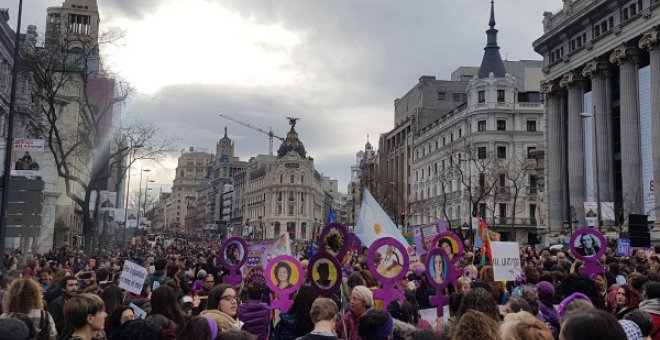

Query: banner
119,261,148,295
491,241,522,281
355,189,412,254
584,202,598,227
99,191,117,211
10,139,45,177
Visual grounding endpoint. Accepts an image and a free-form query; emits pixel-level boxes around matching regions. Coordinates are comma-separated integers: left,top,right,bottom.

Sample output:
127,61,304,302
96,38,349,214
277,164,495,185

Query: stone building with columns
533,0,660,231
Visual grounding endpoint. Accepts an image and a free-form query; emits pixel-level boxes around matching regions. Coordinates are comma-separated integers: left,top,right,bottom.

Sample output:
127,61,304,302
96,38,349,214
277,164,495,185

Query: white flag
355,189,412,253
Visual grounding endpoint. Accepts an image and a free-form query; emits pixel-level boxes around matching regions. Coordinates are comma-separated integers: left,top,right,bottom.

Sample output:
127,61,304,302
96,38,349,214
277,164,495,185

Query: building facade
533,0,660,231
232,119,332,240
408,1,545,242
167,148,214,230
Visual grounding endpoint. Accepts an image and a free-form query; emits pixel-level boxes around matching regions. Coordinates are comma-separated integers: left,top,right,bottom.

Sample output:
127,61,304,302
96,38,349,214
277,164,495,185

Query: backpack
37,309,50,340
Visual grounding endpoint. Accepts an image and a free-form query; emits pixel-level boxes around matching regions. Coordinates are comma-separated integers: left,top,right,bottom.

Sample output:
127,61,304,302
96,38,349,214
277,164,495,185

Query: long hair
151,285,186,328
428,254,449,282
561,309,627,340
4,278,43,313
207,284,233,311
100,284,124,315
457,287,500,321
177,316,212,340
452,310,499,340
479,265,505,301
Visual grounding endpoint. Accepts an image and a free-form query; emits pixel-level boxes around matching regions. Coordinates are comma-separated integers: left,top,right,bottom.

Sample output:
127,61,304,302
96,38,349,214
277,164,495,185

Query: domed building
232,118,338,240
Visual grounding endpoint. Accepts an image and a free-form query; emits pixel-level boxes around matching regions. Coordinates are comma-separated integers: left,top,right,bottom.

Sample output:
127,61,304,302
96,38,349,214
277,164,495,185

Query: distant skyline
8,0,564,194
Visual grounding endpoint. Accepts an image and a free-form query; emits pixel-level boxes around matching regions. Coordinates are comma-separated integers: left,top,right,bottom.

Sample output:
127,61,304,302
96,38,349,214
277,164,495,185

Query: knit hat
536,281,555,300
618,320,643,340
0,318,30,340
558,292,592,319
352,285,374,307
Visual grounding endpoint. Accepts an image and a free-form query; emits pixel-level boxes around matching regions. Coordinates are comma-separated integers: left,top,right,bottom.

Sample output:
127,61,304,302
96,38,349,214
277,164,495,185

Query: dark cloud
11,0,565,191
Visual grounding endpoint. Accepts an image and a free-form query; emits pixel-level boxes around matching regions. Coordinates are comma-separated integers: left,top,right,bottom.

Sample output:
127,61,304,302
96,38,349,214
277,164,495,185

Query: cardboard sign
616,238,631,257
119,261,148,295
491,242,522,282
129,303,147,319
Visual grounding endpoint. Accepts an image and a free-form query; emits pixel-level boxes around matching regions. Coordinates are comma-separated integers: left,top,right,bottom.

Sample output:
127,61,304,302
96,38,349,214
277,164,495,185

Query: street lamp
580,112,603,231
136,168,151,230
121,143,143,245
143,179,155,225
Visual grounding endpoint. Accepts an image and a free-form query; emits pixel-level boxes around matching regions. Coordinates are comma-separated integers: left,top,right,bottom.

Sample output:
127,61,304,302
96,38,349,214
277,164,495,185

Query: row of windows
280,174,304,184
477,120,537,132
437,92,468,102
477,90,506,103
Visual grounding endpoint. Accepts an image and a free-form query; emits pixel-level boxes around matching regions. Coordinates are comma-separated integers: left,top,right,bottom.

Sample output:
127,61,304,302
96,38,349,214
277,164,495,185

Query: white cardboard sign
129,303,147,319
119,261,148,295
491,241,522,282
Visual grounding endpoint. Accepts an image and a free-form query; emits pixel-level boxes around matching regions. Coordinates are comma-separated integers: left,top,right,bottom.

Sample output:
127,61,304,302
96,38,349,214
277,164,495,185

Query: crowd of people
0,236,659,340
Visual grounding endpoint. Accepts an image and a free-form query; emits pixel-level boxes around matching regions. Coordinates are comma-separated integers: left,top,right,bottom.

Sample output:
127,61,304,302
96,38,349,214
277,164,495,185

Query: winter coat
200,309,243,333
539,302,560,334
238,300,272,340
123,295,152,314
273,311,298,340
148,271,170,288
640,298,660,340
392,319,416,340
336,310,362,340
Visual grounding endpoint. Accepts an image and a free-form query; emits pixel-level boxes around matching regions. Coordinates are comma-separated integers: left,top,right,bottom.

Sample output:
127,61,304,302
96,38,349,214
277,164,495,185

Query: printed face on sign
322,227,345,257
375,245,404,278
224,241,244,266
438,237,457,260
271,260,299,290
428,253,449,284
312,258,337,289
574,233,601,258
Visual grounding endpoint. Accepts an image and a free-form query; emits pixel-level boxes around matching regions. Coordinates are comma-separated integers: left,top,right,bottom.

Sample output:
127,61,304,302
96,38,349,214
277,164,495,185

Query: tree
24,28,172,254
500,153,533,239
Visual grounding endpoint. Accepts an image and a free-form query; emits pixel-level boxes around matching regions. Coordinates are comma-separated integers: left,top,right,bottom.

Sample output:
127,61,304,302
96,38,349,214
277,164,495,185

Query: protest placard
119,261,148,295
616,238,631,257
491,241,522,281
129,303,147,319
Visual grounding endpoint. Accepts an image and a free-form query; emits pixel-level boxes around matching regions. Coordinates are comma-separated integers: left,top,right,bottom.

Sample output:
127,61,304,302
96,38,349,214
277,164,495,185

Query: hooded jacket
238,300,271,340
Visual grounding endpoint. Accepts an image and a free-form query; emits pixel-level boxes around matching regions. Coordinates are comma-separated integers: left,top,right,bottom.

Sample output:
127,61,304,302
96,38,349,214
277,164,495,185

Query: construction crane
218,114,285,156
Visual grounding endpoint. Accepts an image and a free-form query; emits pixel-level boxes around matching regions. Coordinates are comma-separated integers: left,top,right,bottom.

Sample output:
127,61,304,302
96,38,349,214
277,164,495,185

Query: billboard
7,139,45,177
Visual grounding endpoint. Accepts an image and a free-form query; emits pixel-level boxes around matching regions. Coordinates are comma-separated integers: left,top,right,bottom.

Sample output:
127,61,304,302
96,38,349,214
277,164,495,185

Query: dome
277,117,307,158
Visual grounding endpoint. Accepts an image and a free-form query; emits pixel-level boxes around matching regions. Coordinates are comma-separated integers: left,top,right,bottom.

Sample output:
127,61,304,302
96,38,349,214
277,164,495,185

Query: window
499,203,507,219
450,133,454,142
287,222,296,240
497,146,507,159
529,175,538,193
478,120,487,132
527,146,537,158
442,159,446,171
497,120,507,131
288,191,294,201
527,120,537,132
442,137,446,146
277,192,282,201
458,128,462,138
277,205,283,214
288,205,294,215
530,204,537,224
479,203,487,218
479,174,486,187
274,222,281,235
478,91,486,103
499,174,506,187
437,92,446,101
478,147,487,159
301,223,307,238
452,93,462,101
497,90,505,102
290,175,295,183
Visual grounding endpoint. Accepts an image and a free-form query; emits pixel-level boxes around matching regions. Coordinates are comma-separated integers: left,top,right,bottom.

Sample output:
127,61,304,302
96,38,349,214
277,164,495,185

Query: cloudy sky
9,0,563,194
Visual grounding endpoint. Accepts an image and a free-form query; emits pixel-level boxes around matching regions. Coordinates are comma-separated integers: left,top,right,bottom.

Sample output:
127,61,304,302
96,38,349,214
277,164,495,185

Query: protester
613,284,640,319
356,308,393,340
62,293,108,340
0,277,57,339
201,284,243,332
297,297,338,340
0,317,31,340
108,319,166,340
456,287,500,321
452,310,499,340
640,281,660,340
337,285,372,340
237,281,271,340
48,275,78,334
559,309,627,340
151,285,189,329
177,316,219,340
623,310,653,340
105,306,136,338
500,311,553,340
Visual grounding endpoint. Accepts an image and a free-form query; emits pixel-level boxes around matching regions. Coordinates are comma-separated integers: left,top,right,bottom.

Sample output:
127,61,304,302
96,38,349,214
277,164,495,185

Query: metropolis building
533,0,660,230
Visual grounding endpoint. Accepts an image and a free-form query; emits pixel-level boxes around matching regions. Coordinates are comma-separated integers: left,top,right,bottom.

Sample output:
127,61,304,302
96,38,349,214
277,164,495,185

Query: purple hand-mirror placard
569,228,606,278
265,255,303,312
219,237,248,285
368,237,409,309
319,223,349,261
308,252,342,296
426,247,452,317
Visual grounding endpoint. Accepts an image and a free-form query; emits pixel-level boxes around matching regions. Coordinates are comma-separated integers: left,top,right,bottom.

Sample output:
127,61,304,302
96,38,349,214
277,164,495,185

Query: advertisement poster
584,202,598,227
99,191,117,211
10,139,44,177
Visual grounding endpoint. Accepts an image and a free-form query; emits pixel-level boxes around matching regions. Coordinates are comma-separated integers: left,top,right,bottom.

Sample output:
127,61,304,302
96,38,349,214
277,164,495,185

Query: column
640,29,660,225
610,45,643,214
542,81,566,230
582,59,615,211
560,72,586,226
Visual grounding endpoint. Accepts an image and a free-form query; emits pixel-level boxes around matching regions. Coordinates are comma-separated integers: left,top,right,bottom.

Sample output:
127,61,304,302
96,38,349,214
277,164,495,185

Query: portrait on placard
428,251,449,285
224,241,244,266
574,233,601,258
312,258,337,289
271,260,299,290
375,244,404,278
322,228,344,256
